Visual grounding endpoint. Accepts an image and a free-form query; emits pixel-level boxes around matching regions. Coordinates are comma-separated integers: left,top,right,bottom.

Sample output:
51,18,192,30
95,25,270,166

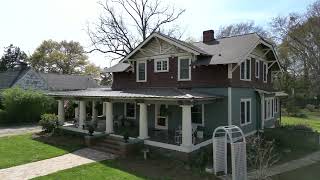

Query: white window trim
124,103,136,119
263,62,268,83
255,59,260,79
136,60,147,82
240,98,252,126
154,59,169,73
155,104,168,130
264,97,274,121
192,104,205,127
178,56,191,81
240,59,251,81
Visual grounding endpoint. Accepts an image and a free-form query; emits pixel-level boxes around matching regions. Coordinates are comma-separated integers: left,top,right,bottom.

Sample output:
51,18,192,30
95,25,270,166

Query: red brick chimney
203,30,215,43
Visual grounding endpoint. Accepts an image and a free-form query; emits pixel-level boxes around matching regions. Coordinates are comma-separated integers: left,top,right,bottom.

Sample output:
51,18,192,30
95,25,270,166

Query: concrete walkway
248,150,320,179
0,148,116,180
0,125,41,137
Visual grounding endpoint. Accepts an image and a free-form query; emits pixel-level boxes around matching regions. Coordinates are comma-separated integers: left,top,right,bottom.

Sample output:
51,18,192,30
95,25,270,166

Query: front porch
49,88,223,153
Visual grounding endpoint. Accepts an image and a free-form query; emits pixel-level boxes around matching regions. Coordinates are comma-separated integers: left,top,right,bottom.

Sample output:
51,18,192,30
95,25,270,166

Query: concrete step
91,145,123,155
96,141,122,151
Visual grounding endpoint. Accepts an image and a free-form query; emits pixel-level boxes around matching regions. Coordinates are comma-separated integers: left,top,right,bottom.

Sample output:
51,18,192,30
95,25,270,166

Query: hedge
0,87,56,124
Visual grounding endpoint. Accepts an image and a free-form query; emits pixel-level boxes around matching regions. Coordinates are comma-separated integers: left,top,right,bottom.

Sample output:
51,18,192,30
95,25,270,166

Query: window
275,98,279,113
255,59,260,79
263,62,268,83
136,61,147,82
154,59,169,72
191,104,204,126
155,104,168,129
178,57,191,81
240,99,251,125
240,59,251,81
125,103,136,119
264,97,275,120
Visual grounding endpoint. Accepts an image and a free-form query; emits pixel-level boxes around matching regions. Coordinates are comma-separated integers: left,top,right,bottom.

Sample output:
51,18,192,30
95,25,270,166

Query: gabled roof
38,73,99,91
0,68,29,89
192,33,275,65
104,62,131,73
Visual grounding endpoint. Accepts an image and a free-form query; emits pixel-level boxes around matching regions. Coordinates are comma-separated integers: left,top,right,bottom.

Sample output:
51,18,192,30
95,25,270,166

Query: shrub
39,114,59,133
286,97,299,116
292,112,308,118
0,109,7,123
281,124,313,132
306,104,316,112
1,87,55,124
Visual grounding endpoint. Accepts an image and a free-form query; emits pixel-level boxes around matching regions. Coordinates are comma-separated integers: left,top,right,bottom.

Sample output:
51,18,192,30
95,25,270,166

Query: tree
270,0,320,97
0,44,28,72
29,40,89,74
83,63,102,79
216,21,269,39
87,0,185,59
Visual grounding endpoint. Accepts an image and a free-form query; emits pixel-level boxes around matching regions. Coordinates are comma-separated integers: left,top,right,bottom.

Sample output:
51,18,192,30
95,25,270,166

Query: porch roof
46,88,224,101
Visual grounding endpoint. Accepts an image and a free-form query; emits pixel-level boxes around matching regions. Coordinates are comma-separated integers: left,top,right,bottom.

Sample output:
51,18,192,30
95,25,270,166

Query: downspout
228,64,232,126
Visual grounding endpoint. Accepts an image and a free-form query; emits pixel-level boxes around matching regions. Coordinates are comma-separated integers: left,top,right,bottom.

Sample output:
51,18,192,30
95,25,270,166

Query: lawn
0,133,84,169
272,161,320,180
282,109,320,131
33,157,218,180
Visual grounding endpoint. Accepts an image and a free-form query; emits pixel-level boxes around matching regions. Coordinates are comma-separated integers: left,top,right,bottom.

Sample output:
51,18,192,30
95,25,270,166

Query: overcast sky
0,0,316,68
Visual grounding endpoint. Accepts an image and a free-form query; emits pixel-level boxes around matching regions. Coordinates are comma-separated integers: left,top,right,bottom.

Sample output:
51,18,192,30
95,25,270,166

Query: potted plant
123,130,129,143
87,124,95,136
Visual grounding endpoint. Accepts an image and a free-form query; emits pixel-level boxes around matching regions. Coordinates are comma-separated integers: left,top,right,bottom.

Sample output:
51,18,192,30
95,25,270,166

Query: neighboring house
48,30,284,154
0,63,99,91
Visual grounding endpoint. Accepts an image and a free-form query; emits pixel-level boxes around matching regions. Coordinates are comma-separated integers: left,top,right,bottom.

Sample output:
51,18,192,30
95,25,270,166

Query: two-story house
49,30,283,154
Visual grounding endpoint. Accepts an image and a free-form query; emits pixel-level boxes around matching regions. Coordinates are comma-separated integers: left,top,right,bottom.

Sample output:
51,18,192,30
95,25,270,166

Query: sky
0,0,316,68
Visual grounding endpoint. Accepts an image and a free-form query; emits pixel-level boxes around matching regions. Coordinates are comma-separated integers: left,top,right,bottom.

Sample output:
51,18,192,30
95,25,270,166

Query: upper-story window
255,59,260,79
178,57,191,81
136,60,147,82
240,59,251,81
154,59,169,72
263,62,268,83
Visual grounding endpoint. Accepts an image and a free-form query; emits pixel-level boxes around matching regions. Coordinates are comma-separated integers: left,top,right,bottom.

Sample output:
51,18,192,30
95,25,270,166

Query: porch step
91,136,125,156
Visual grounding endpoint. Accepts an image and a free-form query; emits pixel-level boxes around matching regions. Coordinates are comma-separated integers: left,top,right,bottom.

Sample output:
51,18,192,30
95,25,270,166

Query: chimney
203,30,215,43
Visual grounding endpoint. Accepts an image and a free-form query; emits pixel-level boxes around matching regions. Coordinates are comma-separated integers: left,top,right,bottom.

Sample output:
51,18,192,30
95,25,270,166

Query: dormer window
255,59,260,79
240,59,251,81
154,59,169,72
136,60,147,82
178,57,191,81
263,62,268,83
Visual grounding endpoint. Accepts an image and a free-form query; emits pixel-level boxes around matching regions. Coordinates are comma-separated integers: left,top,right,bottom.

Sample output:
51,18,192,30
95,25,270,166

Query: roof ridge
192,32,258,44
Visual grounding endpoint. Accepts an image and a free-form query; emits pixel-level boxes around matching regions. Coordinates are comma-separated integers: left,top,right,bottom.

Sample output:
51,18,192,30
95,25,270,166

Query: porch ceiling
46,88,224,103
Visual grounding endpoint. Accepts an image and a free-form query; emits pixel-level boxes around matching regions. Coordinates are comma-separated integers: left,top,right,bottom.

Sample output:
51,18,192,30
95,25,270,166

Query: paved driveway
0,148,116,180
0,125,41,137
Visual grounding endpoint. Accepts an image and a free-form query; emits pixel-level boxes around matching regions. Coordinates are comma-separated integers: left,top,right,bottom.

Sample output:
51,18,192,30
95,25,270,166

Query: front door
155,104,168,130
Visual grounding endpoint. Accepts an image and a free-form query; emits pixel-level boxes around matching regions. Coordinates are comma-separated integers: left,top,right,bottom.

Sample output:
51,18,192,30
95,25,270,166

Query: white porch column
261,93,265,130
74,101,79,120
79,100,86,129
58,100,65,123
102,102,106,116
105,102,113,133
181,105,193,147
92,100,98,122
138,103,148,139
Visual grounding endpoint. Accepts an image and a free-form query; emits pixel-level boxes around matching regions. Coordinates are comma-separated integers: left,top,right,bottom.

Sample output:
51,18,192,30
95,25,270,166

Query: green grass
33,160,146,180
272,161,320,180
0,133,84,169
282,109,320,131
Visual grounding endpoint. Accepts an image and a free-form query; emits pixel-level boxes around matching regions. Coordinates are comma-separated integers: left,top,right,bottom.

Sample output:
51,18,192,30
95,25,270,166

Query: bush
0,109,7,122
281,124,313,132
306,104,316,112
1,87,55,124
39,114,59,133
292,112,308,118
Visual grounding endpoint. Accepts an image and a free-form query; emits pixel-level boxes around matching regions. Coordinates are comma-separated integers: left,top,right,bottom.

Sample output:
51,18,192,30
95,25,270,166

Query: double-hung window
255,59,260,79
191,104,204,126
264,97,275,120
240,59,251,81
154,59,169,72
240,99,251,125
275,98,279,113
125,103,136,119
137,61,147,82
155,104,168,129
178,57,191,81
263,62,268,83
